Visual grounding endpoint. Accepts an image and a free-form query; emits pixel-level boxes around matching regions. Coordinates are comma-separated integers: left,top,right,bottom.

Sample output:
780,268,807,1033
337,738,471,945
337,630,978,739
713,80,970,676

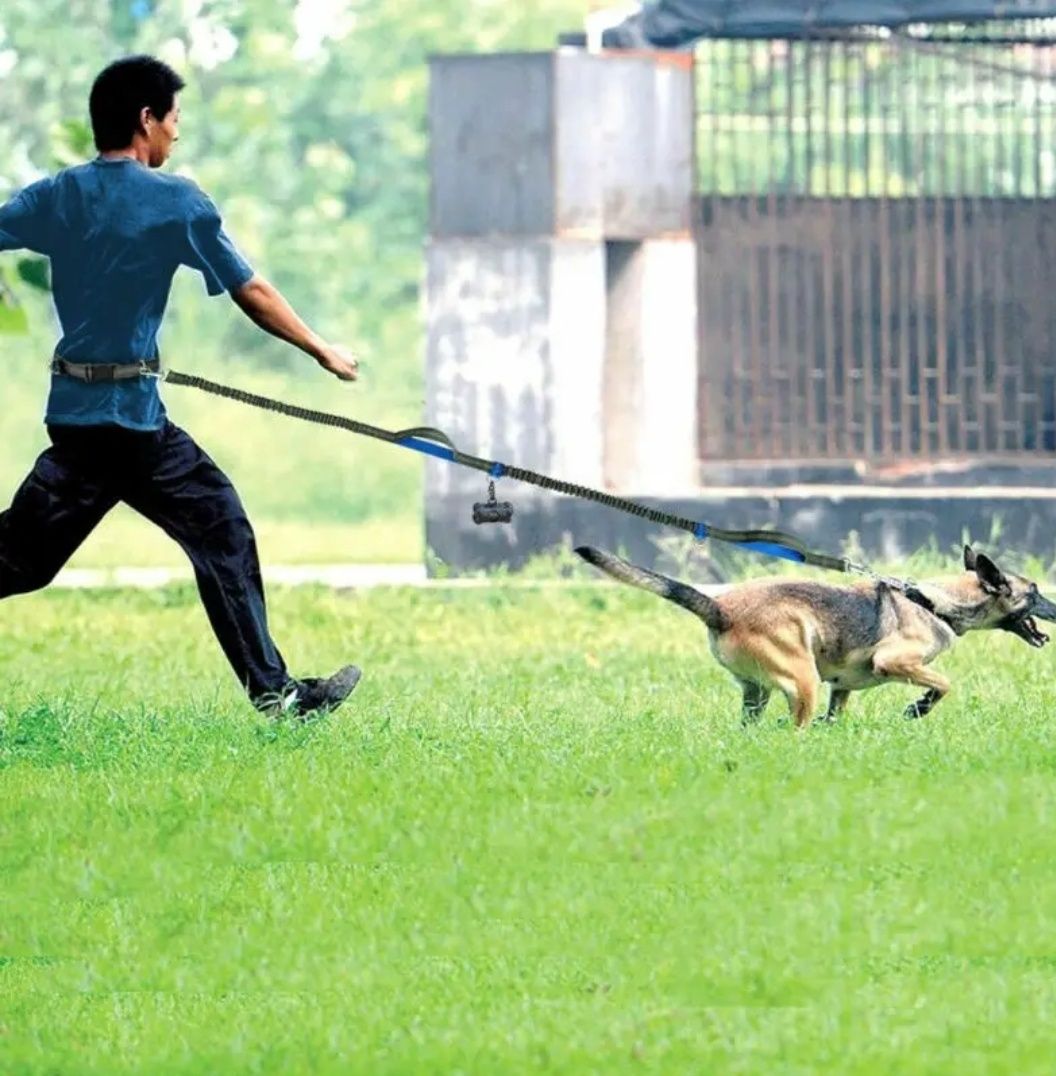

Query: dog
575,545,1056,727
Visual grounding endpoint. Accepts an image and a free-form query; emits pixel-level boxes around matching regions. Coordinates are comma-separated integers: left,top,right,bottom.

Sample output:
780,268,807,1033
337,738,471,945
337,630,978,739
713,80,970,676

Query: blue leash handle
735,541,807,563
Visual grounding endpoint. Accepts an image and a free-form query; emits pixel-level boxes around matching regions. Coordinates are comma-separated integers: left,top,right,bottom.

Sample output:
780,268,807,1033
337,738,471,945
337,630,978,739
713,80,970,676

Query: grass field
3,574,1056,1074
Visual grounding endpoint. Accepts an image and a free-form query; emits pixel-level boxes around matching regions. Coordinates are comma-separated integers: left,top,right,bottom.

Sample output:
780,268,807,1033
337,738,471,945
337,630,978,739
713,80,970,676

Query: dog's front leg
872,649,951,719
818,688,851,724
904,687,945,720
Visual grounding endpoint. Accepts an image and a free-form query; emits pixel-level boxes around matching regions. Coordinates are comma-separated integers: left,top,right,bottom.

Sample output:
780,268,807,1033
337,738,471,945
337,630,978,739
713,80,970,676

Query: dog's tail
575,546,730,632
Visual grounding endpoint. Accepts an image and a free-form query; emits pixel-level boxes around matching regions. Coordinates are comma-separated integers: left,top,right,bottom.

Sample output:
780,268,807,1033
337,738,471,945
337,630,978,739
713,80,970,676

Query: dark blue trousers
0,419,293,705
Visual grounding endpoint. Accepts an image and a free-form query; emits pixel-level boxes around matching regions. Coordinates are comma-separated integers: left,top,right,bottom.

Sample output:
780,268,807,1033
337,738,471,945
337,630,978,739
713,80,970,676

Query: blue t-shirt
0,155,255,431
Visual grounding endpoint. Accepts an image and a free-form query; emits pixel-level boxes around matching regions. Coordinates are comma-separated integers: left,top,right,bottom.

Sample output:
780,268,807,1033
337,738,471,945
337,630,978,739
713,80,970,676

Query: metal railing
695,22,1056,462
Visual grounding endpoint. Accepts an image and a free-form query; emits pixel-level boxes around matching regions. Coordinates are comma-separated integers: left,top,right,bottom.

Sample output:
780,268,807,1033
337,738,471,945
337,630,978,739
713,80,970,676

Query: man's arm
231,274,359,382
178,187,359,383
0,178,52,254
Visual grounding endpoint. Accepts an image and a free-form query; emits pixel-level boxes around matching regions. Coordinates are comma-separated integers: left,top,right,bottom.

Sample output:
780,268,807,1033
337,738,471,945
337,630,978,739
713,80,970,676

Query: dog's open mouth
1001,613,1050,648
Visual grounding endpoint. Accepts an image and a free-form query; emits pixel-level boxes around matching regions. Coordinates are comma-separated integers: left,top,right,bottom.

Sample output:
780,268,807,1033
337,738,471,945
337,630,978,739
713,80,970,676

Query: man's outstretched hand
230,276,362,381
316,344,359,381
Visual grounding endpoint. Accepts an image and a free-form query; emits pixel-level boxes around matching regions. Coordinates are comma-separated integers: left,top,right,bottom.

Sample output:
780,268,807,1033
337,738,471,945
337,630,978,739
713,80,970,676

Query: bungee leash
159,367,914,592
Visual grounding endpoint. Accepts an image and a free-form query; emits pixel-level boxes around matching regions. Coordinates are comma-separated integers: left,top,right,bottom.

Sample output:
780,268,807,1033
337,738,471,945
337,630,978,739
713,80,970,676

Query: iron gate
695,24,1056,462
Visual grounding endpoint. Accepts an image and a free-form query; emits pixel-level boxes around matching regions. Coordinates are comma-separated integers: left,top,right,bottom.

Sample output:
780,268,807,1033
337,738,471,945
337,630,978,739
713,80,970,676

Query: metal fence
695,22,1056,463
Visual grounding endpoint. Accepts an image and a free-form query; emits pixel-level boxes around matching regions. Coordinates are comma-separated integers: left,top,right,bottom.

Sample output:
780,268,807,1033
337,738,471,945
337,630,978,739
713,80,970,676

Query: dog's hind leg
774,672,820,730
724,636,818,730
872,650,951,719
739,681,772,726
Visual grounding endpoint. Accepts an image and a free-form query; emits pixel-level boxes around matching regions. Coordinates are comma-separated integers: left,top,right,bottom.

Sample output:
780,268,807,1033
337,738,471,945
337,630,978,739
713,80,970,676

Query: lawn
3,578,1056,1074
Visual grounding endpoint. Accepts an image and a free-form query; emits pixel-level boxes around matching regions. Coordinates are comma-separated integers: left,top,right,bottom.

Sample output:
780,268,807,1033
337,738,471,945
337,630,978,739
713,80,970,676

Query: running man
0,54,362,719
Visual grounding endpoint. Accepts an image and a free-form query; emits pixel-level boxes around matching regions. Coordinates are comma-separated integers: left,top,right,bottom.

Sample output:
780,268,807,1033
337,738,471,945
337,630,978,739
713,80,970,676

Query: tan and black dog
576,545,1056,727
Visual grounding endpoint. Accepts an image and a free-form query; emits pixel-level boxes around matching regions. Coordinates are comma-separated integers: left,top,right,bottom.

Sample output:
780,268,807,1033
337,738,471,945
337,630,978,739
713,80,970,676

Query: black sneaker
290,664,362,721
254,665,362,721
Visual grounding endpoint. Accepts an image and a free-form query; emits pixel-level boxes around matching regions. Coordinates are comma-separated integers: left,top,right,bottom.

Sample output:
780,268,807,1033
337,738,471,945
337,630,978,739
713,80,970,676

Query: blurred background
5,1,1056,579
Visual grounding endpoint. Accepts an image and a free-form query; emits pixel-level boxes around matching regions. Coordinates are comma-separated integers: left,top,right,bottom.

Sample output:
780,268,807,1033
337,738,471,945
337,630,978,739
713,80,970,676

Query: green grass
3,578,1056,1073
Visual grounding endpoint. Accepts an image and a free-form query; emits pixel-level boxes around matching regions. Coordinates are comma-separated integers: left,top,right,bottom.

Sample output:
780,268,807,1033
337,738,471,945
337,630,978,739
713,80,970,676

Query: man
0,54,362,720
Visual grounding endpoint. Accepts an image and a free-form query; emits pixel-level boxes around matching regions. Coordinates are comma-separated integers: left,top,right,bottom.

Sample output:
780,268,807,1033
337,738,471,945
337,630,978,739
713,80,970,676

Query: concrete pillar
424,237,606,501
604,239,698,492
425,49,698,569
428,51,694,241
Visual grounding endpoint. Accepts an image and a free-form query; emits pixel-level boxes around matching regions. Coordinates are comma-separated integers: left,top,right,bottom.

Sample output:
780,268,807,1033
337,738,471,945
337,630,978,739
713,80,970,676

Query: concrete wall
604,239,698,492
425,478,1056,575
424,238,607,504
425,49,699,572
429,51,695,240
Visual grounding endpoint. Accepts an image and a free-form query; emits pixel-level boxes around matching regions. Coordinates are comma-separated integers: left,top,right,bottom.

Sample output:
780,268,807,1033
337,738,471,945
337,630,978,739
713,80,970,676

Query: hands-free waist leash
51,353,163,383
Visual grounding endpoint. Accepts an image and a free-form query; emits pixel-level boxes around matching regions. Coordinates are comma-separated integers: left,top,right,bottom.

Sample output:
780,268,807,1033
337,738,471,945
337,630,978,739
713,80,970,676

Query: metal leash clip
138,359,167,381
844,558,925,602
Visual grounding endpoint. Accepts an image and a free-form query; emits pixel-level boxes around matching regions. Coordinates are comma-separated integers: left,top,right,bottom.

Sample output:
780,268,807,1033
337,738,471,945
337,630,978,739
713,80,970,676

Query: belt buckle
83,363,97,384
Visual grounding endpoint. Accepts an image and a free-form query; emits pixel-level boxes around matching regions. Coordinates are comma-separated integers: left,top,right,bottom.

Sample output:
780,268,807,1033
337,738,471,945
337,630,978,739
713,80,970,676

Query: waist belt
51,355,161,383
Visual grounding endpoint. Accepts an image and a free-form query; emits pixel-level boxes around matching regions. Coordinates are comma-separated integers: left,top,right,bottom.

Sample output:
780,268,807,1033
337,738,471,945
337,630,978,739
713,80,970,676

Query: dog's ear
973,551,1011,595
963,545,977,571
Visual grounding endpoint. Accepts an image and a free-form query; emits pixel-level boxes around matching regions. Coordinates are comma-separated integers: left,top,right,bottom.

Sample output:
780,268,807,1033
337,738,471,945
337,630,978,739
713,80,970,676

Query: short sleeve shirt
0,155,254,430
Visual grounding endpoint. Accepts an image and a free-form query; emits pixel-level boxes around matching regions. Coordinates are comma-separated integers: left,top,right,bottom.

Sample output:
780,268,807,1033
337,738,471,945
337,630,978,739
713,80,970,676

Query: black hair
89,54,185,151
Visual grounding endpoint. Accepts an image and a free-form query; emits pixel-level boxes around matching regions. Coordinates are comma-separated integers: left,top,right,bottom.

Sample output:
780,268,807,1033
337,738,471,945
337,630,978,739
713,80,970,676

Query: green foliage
14,255,48,291
48,116,95,169
4,583,1056,1071
0,268,29,334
